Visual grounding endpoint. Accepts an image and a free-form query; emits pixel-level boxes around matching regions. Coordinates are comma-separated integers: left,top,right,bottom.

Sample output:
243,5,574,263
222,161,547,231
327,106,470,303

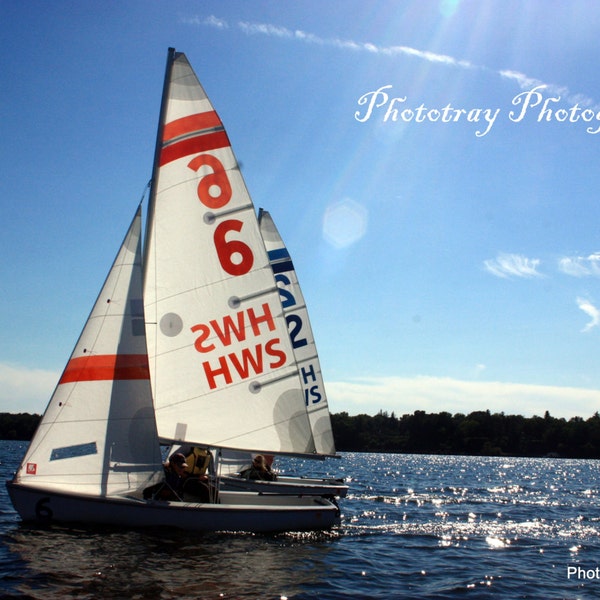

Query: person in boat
143,451,213,502
141,451,191,500
239,454,277,481
164,452,190,494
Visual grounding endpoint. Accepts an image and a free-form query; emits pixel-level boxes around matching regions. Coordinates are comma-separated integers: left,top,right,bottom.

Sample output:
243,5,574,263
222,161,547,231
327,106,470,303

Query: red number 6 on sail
214,219,254,276
188,154,232,209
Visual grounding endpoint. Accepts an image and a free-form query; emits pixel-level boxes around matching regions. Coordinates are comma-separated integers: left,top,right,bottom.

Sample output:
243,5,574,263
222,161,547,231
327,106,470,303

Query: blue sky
3,1,600,419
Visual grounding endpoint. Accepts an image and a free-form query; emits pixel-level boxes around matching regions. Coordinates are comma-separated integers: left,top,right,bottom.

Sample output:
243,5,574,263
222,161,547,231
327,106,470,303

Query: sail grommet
249,381,262,394
159,312,183,336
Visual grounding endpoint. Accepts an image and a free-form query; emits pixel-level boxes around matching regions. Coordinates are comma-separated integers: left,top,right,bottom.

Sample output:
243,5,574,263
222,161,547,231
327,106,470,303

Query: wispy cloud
327,375,600,419
483,253,543,278
184,15,228,30
577,297,600,332
500,70,596,108
185,15,596,108
239,21,297,40
559,253,600,277
483,254,600,334
186,15,475,68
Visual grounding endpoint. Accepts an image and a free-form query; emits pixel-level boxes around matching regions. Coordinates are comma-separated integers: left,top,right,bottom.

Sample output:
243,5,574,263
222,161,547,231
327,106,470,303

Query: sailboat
217,209,348,498
6,48,341,533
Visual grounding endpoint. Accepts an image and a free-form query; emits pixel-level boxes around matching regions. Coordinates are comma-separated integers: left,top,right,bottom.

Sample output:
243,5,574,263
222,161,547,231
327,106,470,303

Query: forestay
144,50,315,454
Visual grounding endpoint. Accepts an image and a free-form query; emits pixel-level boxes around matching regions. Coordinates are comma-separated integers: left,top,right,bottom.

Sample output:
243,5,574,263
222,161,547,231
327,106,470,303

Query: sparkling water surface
1,440,599,598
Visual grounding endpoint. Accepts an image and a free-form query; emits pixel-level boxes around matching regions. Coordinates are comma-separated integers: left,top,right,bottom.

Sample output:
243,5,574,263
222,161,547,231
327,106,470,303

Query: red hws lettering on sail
191,302,287,390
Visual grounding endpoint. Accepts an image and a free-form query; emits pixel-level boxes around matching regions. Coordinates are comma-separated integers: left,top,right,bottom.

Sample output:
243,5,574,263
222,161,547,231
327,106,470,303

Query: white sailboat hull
7,482,340,533
219,475,348,498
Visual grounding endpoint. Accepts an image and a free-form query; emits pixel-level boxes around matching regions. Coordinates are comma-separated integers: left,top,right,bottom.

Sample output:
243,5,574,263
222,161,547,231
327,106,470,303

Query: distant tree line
3,410,600,458
331,410,600,458
0,413,40,441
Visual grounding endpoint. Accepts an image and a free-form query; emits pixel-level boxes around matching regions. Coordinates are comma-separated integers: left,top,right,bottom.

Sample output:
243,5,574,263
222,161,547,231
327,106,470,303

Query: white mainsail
144,49,315,454
258,209,336,456
15,208,164,496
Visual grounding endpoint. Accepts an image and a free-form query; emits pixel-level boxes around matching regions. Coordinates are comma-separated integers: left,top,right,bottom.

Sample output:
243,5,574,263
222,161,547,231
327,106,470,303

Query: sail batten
203,202,255,222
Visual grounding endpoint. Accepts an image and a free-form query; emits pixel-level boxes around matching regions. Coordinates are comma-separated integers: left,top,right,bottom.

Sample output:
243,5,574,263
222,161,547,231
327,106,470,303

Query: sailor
164,452,190,495
240,454,277,481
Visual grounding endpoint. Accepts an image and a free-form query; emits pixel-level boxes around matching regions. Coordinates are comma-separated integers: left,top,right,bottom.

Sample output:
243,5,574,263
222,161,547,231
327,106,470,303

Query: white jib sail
258,209,336,456
16,207,164,496
144,50,314,454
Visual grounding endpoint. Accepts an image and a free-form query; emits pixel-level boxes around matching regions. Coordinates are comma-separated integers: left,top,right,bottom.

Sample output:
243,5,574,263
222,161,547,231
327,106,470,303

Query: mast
143,47,176,281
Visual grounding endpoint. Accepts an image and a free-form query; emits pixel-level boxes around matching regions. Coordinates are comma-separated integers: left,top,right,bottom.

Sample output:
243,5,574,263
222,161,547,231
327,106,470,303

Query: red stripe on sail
159,131,230,166
163,112,222,142
59,354,150,383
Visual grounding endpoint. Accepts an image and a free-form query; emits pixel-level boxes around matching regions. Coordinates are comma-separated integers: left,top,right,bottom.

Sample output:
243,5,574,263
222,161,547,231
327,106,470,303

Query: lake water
1,440,599,599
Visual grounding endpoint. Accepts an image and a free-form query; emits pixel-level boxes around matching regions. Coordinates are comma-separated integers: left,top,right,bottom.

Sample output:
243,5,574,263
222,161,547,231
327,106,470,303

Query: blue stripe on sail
268,248,290,261
272,259,294,274
50,442,98,461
